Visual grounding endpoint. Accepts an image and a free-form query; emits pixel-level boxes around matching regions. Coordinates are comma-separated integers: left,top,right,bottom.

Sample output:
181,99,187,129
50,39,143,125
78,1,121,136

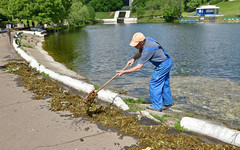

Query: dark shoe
146,105,162,112
163,103,174,110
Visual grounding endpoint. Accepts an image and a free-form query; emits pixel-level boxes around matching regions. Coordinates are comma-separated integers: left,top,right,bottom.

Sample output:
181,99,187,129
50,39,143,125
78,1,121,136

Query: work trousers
149,57,173,111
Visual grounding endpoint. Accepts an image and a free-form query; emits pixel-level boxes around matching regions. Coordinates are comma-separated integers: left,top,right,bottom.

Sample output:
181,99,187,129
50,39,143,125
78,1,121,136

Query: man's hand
117,70,125,76
127,59,135,66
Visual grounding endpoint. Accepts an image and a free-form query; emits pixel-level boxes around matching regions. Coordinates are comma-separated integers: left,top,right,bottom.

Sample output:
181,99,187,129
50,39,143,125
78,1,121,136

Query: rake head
84,89,96,104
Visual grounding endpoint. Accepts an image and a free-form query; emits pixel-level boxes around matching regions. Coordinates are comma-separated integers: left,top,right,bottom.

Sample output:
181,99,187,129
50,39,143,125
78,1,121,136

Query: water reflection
43,28,90,71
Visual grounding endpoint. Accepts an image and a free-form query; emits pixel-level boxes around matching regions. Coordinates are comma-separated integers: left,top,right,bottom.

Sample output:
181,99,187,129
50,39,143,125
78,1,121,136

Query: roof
196,5,220,9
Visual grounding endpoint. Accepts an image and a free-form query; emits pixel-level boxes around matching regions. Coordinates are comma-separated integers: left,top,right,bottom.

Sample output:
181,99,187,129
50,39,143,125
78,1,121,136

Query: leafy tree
87,6,95,20
131,6,137,13
136,6,145,18
163,0,182,21
7,0,26,19
2,0,72,24
202,0,207,4
122,0,129,6
85,0,92,3
209,0,225,5
132,0,150,8
61,0,73,22
32,0,67,23
184,0,202,11
88,0,123,12
145,0,162,18
0,0,9,18
187,0,201,11
68,0,95,26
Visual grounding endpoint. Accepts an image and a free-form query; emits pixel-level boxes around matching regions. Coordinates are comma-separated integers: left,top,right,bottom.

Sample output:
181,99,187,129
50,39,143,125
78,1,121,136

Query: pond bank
10,30,240,148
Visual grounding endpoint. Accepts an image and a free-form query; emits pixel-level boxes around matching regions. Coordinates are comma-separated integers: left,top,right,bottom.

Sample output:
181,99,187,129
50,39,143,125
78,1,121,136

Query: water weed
5,62,239,150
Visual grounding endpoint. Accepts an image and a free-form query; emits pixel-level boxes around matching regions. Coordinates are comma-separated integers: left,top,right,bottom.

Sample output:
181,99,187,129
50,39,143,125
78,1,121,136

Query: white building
196,5,220,16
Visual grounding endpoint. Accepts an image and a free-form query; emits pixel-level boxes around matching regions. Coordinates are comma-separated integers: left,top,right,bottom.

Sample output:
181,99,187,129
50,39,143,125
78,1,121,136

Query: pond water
43,23,240,127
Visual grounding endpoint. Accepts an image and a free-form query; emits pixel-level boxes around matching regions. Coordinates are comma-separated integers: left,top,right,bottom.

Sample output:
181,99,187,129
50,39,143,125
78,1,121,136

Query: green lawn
217,0,240,17
95,12,115,19
129,10,163,18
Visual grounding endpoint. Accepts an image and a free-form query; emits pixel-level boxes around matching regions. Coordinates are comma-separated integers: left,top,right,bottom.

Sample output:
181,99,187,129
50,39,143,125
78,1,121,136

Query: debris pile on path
5,62,239,150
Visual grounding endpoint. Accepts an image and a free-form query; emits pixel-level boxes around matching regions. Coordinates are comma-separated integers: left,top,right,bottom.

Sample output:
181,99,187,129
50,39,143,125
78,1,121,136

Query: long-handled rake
84,64,129,104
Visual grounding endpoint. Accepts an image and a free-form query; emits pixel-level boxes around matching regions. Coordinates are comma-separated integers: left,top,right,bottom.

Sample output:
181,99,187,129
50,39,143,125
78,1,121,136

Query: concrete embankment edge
13,31,129,111
181,117,240,147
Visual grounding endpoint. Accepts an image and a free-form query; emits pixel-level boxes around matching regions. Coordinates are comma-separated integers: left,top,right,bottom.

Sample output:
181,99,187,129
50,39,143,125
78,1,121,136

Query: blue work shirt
138,37,167,67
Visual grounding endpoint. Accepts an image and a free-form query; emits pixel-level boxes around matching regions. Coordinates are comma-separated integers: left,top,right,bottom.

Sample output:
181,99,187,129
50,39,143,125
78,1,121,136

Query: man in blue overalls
117,32,173,111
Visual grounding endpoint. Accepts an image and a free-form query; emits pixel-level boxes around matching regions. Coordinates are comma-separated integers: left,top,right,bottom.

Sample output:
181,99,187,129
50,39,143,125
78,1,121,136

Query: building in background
196,5,220,16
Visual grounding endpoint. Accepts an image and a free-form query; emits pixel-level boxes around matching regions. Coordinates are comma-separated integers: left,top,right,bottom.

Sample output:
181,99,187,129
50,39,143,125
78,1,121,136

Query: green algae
5,62,239,150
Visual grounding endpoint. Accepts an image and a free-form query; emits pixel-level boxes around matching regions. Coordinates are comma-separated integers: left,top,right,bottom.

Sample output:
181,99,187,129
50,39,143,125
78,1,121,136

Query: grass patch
217,0,240,17
151,114,165,122
41,72,50,79
151,114,182,123
185,112,195,117
127,104,145,112
124,98,148,104
95,12,115,19
124,98,148,112
129,10,165,23
22,44,33,48
94,85,100,90
22,48,27,53
174,122,187,132
130,10,163,18
163,114,181,120
137,17,165,23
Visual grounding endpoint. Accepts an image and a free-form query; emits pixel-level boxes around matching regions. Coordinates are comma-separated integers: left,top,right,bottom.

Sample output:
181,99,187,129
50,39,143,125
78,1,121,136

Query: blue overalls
143,38,173,111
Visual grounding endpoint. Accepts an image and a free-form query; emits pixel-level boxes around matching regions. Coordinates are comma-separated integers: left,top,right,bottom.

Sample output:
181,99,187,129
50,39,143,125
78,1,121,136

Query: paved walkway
0,32,137,150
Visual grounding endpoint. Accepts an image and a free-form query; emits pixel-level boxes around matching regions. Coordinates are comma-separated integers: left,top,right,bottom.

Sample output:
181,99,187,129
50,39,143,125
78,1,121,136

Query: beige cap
129,32,145,47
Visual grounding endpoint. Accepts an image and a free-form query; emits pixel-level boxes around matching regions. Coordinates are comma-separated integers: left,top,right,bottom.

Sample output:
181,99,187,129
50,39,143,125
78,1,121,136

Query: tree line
0,0,95,26
0,0,227,25
0,0,124,26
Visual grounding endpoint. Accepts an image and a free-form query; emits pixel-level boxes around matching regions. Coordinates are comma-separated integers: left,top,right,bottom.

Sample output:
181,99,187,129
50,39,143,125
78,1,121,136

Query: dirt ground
0,32,138,150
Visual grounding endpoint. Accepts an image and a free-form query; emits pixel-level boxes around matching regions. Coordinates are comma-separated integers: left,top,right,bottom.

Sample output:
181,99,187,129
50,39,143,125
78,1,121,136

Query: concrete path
0,32,137,150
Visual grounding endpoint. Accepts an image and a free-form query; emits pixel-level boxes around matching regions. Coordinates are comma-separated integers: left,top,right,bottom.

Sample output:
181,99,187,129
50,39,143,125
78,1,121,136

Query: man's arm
117,64,143,76
133,51,142,60
127,51,142,66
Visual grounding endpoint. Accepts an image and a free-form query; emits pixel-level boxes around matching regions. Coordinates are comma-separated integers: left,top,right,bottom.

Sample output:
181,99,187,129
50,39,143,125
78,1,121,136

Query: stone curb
181,117,240,147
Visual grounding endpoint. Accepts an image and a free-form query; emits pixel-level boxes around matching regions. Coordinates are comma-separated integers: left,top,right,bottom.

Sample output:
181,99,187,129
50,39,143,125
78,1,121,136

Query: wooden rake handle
95,64,130,94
